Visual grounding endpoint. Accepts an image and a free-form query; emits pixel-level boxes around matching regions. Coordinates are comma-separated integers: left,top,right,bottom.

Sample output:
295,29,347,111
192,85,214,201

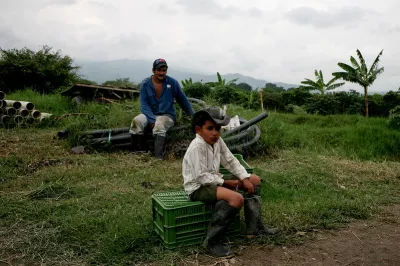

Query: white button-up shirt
182,134,251,196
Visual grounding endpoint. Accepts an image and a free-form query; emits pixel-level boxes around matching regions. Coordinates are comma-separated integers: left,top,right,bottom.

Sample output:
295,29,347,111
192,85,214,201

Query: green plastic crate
152,190,241,248
152,191,212,227
154,216,241,249
219,154,253,176
153,214,241,245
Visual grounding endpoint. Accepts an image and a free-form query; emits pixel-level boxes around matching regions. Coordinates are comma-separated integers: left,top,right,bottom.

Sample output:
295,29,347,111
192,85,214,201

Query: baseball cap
153,58,168,69
192,107,231,133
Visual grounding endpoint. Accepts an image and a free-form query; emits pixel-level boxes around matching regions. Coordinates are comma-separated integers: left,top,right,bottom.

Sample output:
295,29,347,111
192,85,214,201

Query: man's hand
242,178,254,194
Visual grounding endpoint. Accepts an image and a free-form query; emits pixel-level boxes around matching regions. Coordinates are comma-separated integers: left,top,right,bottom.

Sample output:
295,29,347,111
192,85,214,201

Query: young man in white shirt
182,107,279,258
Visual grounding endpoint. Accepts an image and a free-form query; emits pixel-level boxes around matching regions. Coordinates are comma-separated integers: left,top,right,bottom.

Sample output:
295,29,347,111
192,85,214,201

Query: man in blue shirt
129,58,195,159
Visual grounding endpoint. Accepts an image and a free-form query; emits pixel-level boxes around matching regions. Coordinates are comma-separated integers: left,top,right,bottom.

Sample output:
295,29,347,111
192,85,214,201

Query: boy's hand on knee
242,178,254,194
223,180,238,189
249,174,260,179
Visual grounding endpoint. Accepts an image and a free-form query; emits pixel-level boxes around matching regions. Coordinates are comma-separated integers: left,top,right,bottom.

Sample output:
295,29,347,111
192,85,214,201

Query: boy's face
195,120,221,145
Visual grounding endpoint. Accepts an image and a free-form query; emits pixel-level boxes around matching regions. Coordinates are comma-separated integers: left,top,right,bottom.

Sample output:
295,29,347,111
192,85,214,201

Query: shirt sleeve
219,138,250,180
188,144,225,186
174,80,194,116
139,83,156,124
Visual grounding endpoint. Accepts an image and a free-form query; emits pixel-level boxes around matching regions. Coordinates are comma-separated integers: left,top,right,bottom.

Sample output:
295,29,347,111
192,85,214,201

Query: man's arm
139,83,156,125
173,80,194,116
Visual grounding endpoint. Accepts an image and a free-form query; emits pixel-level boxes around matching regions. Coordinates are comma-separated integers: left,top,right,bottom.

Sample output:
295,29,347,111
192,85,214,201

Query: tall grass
225,105,400,161
6,89,75,115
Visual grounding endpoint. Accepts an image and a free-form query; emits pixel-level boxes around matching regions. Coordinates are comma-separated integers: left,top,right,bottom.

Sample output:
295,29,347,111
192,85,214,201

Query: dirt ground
185,204,400,266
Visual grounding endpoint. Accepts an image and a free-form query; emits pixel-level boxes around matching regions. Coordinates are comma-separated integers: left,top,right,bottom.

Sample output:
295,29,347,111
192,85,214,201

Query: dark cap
192,107,231,133
153,58,168,69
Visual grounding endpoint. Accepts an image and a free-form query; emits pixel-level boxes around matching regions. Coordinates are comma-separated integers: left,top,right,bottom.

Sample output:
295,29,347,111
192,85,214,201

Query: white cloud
0,0,398,91
176,0,264,19
286,6,371,28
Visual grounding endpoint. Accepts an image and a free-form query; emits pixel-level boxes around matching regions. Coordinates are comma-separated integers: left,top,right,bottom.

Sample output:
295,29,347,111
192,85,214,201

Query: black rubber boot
254,185,261,196
131,134,138,151
131,134,147,152
137,134,147,152
154,135,166,160
202,201,240,258
244,196,279,237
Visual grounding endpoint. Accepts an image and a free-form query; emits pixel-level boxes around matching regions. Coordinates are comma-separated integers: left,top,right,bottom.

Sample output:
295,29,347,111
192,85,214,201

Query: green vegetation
333,49,385,117
300,70,344,95
0,46,79,94
1,91,400,265
1,46,399,265
101,77,138,88
388,105,400,130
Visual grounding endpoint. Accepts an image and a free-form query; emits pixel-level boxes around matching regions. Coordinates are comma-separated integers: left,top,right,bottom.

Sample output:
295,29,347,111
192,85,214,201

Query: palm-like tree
333,49,384,117
300,70,345,95
216,72,238,87
181,78,193,89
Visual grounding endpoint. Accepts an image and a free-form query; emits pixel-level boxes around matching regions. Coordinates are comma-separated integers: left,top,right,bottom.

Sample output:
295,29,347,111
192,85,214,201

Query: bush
306,94,340,115
0,46,79,94
281,89,313,106
211,86,247,105
182,82,211,99
387,105,400,130
263,92,284,111
332,90,363,115
285,104,307,114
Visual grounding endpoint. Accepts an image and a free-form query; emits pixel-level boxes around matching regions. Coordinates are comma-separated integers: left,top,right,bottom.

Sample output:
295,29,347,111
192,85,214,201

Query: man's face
195,120,221,145
152,66,167,82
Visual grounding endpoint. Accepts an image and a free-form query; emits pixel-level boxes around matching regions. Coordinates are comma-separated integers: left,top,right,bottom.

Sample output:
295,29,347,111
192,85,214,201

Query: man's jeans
129,114,174,137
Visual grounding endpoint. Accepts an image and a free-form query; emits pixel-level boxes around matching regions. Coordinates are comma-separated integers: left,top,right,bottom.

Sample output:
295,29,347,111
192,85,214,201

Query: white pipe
14,115,23,124
31,110,41,119
25,116,35,124
1,115,11,124
20,101,35,111
6,107,17,116
18,109,30,117
0,91,5,100
18,122,27,128
5,100,22,110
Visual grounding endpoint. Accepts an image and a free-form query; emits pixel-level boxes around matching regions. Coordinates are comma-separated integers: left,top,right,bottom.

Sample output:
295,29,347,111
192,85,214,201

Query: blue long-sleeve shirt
140,75,194,125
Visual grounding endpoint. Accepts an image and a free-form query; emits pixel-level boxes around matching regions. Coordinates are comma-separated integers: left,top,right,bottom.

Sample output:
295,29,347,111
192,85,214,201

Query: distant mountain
75,59,299,90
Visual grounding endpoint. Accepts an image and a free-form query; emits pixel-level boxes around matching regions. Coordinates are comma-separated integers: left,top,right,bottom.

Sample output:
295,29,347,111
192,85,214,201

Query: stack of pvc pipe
0,90,51,128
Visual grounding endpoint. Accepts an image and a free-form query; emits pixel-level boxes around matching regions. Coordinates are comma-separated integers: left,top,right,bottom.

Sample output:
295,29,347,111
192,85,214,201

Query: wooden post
259,91,264,112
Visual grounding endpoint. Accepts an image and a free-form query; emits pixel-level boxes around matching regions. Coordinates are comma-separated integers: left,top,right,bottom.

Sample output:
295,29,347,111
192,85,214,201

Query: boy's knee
250,174,261,185
230,193,244,208
237,194,244,206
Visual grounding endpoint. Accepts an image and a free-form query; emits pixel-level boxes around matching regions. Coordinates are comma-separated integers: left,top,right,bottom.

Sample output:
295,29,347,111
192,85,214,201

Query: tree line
1,46,399,121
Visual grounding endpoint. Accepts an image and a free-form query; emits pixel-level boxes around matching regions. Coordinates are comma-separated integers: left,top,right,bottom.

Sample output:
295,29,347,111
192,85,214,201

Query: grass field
1,91,400,265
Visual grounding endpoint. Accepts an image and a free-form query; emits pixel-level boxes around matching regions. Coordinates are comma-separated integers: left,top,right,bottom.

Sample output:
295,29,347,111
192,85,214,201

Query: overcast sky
1,0,399,92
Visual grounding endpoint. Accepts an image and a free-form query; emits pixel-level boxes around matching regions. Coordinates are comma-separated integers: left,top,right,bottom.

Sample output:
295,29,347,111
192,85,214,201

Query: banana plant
216,72,238,87
333,49,384,117
181,78,193,89
300,70,344,95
